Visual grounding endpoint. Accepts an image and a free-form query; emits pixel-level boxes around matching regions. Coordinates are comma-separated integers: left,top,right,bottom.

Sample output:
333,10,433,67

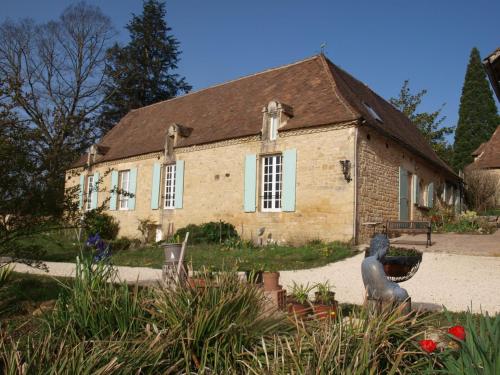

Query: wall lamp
339,160,352,183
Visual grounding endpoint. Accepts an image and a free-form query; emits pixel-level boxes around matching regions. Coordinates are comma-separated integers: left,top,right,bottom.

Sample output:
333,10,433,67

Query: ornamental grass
1,260,498,374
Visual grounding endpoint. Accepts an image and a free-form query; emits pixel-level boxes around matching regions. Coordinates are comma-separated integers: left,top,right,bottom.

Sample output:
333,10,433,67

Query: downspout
353,123,359,244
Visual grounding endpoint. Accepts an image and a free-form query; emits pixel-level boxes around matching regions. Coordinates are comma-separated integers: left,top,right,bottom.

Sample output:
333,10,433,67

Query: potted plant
188,266,214,289
313,281,337,319
287,282,314,318
382,247,423,282
245,269,264,284
262,264,280,291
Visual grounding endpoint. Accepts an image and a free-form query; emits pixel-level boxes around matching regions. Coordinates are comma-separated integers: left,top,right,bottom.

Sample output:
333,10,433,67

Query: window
269,114,278,141
261,155,282,211
86,175,94,211
118,170,130,210
164,164,176,209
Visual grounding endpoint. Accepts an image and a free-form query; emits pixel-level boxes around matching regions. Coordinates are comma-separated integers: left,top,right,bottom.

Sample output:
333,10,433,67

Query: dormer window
363,102,383,123
262,100,293,142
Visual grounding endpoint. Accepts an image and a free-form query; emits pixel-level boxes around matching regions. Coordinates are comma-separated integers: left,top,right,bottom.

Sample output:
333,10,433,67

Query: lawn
112,241,355,271
21,229,356,271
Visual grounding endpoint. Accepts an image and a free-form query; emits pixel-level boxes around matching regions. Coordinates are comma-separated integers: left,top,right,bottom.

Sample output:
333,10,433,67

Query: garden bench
385,220,432,247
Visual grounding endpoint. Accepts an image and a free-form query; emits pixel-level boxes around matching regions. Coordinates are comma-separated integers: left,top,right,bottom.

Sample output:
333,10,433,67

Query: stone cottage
469,125,500,206
67,54,460,244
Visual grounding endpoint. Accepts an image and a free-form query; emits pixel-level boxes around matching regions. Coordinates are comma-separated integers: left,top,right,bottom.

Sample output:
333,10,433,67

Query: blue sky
3,0,499,143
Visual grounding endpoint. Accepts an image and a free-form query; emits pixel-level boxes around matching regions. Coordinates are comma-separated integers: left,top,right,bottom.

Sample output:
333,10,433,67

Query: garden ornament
361,234,410,312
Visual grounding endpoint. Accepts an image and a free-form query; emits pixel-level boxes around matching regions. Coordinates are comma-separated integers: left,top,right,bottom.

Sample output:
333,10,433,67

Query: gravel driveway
13,251,500,314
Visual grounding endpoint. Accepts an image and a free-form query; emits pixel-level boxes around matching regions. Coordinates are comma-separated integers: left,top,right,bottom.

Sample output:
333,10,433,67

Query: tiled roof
72,55,458,179
470,125,500,169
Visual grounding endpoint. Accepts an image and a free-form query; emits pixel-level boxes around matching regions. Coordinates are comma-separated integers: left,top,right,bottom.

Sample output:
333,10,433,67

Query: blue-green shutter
412,175,419,205
282,149,297,212
109,170,118,211
399,167,408,220
427,182,434,208
151,163,161,209
244,154,257,212
79,174,85,209
91,172,99,209
128,168,138,210
175,160,184,209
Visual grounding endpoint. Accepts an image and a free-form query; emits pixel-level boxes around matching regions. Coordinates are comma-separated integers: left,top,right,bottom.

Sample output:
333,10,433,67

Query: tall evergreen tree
390,80,454,165
99,0,191,132
453,47,499,171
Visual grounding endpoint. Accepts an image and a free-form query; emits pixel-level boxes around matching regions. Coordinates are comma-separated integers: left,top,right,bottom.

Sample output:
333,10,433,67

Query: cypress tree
99,0,191,132
453,47,499,171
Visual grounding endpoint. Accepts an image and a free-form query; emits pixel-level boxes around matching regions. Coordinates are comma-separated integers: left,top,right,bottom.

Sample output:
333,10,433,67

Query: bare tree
0,2,114,214
464,167,499,212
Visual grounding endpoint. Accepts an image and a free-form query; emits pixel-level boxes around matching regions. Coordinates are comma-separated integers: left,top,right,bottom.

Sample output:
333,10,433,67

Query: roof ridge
318,54,358,119
131,54,322,113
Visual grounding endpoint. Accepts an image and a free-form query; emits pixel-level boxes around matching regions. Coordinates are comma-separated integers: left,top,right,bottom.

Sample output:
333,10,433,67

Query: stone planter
263,271,280,291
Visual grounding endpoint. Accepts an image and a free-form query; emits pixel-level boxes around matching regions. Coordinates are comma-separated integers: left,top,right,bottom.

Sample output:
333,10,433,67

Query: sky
2,0,499,143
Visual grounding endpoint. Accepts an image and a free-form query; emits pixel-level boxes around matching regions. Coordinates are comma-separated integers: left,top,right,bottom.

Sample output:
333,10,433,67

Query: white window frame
269,114,278,141
261,154,282,212
85,175,94,211
164,164,176,209
118,170,130,210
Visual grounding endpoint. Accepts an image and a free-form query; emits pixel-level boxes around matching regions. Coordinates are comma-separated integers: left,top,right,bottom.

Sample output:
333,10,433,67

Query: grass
22,228,357,271
112,241,355,270
0,272,67,319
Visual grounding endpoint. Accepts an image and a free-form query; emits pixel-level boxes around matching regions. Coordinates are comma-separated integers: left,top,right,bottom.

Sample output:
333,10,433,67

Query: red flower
448,325,466,341
419,339,437,353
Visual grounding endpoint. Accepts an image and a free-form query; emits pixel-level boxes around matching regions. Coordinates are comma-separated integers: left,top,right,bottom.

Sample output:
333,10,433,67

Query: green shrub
109,237,132,252
175,221,239,244
82,211,119,240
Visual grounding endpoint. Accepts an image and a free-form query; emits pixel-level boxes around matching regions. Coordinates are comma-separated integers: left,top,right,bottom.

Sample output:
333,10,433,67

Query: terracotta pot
263,271,280,291
288,302,311,318
187,277,206,288
313,303,338,320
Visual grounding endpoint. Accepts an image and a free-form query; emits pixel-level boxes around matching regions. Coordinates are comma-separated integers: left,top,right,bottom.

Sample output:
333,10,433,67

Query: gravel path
280,252,500,314
12,252,500,314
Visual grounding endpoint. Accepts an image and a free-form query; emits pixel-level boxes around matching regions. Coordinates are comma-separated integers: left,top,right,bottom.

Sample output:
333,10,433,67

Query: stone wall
356,127,451,243
67,124,357,244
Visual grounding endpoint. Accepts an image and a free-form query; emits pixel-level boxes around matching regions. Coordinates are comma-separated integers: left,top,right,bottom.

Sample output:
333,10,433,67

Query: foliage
464,167,499,212
453,47,500,171
82,211,119,240
439,312,500,374
48,256,146,340
98,0,191,132
289,282,315,304
150,270,291,372
109,237,133,252
1,269,499,374
0,265,13,288
432,209,496,234
0,3,114,214
137,217,158,244
175,221,239,244
241,306,438,373
390,80,454,164
386,246,422,257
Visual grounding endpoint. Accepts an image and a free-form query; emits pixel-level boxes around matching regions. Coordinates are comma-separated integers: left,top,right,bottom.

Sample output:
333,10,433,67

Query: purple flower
86,233,101,247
